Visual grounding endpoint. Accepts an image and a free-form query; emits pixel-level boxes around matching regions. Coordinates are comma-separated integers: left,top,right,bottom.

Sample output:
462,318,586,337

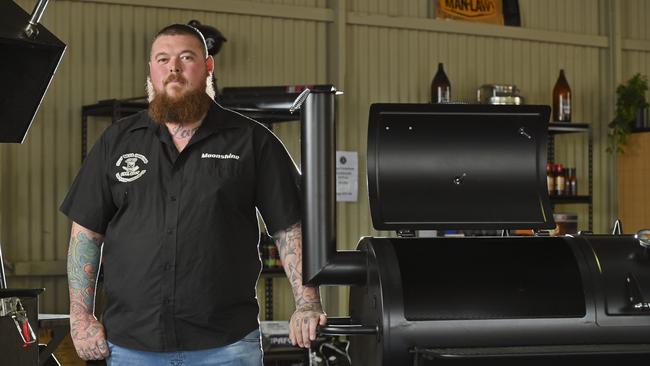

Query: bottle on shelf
260,232,278,269
563,167,571,196
546,163,555,196
267,244,279,268
431,63,451,103
552,69,572,122
555,163,566,196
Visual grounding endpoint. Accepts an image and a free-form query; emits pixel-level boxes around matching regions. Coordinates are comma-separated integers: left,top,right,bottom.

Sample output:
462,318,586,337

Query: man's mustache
164,74,187,86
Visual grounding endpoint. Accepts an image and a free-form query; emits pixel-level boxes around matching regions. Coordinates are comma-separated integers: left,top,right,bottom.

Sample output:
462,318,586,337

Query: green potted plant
607,73,649,154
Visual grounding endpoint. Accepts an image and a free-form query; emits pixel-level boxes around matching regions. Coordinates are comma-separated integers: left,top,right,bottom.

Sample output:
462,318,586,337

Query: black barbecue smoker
294,89,650,365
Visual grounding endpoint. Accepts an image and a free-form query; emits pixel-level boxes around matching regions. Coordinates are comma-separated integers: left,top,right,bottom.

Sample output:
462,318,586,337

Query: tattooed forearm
274,222,325,348
66,223,110,360
273,222,321,309
67,223,104,313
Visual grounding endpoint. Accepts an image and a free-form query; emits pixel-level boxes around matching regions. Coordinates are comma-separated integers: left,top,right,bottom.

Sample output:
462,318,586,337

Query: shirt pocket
207,159,242,178
110,183,130,209
198,159,251,204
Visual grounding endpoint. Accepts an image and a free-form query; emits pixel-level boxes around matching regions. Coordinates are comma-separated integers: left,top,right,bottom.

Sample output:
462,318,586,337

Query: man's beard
146,74,215,125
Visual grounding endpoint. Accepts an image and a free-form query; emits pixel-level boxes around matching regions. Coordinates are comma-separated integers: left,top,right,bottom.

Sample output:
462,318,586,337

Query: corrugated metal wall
622,1,650,81
2,0,646,318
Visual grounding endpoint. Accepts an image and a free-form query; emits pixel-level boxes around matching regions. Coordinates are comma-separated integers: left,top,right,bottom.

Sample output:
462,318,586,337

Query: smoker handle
318,317,377,336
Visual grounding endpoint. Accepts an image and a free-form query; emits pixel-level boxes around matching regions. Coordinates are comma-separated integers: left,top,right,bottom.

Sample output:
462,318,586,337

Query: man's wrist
70,311,96,321
295,301,323,312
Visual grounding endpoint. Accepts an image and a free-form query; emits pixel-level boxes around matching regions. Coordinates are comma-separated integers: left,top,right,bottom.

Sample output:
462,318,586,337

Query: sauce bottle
546,163,555,196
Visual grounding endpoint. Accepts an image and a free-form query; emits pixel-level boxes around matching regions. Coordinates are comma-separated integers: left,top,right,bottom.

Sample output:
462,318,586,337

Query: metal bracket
23,0,51,39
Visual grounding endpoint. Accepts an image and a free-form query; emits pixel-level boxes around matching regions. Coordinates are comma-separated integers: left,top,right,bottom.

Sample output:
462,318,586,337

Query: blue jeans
106,329,263,366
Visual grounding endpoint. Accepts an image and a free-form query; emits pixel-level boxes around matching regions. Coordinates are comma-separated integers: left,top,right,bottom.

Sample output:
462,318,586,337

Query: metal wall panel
519,0,601,35
252,0,327,7
623,51,650,80
347,0,432,18
622,0,650,40
347,0,601,33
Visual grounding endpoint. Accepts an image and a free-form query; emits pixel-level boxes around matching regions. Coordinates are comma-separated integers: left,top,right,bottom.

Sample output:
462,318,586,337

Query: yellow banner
437,0,504,25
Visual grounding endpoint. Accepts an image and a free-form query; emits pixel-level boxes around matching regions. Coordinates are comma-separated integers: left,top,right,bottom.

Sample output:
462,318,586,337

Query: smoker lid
367,103,554,230
0,1,66,143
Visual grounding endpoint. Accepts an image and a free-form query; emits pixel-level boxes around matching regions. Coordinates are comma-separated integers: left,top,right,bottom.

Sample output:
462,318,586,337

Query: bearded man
61,24,325,366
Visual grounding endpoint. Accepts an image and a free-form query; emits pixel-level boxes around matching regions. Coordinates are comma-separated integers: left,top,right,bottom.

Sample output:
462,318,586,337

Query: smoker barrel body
348,235,650,365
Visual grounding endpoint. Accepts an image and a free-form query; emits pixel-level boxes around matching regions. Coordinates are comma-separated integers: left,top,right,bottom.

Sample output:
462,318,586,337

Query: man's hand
289,303,327,348
70,313,110,360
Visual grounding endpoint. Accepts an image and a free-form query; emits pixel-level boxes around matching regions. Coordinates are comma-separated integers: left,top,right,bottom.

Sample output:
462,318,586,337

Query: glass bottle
431,63,451,103
564,168,571,195
555,163,565,196
553,69,572,122
546,163,555,196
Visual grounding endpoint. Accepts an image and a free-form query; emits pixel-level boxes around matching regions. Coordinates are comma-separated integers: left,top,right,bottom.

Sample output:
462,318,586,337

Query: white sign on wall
336,151,358,202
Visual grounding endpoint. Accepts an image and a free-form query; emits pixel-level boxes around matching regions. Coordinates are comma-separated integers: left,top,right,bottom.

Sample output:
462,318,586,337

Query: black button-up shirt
60,102,301,351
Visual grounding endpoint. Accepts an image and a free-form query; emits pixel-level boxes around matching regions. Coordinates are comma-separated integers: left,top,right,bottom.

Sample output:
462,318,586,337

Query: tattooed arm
273,222,326,348
67,222,110,360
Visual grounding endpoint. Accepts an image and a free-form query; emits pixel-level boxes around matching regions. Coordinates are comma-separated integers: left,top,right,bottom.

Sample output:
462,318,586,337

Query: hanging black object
503,0,521,26
0,0,66,143
188,19,227,56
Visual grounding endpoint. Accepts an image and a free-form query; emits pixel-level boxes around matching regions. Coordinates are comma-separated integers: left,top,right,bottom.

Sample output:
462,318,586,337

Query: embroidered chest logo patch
116,153,148,182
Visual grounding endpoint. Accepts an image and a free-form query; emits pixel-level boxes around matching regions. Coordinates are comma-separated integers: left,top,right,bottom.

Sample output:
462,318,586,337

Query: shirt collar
200,101,243,133
128,101,242,134
128,110,157,132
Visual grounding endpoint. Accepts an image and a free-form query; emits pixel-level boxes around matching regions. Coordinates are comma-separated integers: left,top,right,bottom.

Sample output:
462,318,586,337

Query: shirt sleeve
254,127,302,236
59,133,117,234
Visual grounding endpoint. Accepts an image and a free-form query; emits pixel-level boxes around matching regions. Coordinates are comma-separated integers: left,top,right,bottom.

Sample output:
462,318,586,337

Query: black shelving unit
261,267,286,321
548,122,593,231
81,97,149,161
550,195,592,204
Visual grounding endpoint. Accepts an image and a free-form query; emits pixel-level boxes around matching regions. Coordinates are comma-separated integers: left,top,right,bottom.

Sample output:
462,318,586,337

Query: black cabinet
81,98,148,161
